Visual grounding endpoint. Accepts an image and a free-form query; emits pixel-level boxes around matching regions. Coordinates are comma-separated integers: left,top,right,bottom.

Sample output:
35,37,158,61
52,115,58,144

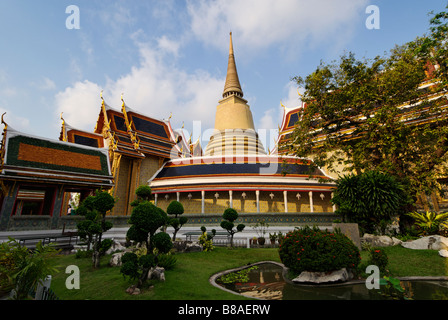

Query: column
229,190,233,208
309,191,314,213
154,193,158,206
176,192,180,202
331,192,336,212
283,190,288,213
201,190,205,214
256,190,260,213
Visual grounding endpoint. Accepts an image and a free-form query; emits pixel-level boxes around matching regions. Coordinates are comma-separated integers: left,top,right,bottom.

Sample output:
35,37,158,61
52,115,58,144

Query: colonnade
154,190,336,214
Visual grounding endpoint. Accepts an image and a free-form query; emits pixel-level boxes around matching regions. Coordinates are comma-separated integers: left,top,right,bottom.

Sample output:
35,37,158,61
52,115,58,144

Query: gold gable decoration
120,94,141,151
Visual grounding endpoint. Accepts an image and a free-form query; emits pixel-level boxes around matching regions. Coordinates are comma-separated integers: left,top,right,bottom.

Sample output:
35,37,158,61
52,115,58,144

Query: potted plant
250,237,258,246
269,232,277,245
253,219,269,246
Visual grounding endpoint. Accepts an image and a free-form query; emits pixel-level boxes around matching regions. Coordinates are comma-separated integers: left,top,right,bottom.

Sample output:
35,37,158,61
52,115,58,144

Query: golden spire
60,112,68,142
1,112,7,131
222,32,243,99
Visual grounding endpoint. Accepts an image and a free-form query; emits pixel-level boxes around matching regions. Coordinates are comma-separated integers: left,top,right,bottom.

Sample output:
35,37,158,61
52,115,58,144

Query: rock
106,239,126,255
185,241,202,252
361,234,402,247
70,244,88,254
126,285,140,295
292,268,354,284
439,249,448,258
401,235,448,250
109,251,125,267
332,223,361,250
173,240,202,253
148,267,165,281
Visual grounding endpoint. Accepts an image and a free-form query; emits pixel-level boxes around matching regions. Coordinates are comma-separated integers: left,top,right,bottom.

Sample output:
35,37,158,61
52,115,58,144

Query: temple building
148,33,336,225
60,94,183,217
0,115,113,230
0,33,338,230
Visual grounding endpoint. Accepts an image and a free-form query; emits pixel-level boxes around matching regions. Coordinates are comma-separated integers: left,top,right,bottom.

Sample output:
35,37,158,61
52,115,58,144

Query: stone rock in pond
401,235,448,250
292,268,354,284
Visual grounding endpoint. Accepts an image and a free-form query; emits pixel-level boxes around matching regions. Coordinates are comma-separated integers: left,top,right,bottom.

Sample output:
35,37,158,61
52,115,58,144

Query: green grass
49,247,281,300
48,245,448,300
375,246,448,277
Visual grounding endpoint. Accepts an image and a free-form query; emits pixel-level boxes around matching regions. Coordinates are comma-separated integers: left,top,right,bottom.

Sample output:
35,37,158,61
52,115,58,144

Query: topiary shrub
135,185,152,201
167,200,187,241
123,190,172,289
220,208,245,248
278,226,361,275
76,190,115,268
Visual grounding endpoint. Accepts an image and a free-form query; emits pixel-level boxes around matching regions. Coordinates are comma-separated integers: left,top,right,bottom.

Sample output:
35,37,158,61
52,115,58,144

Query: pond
213,262,448,300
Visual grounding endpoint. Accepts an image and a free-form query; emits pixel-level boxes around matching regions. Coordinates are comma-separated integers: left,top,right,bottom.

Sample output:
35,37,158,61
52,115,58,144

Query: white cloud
55,40,224,136
0,107,30,132
258,108,277,131
282,81,303,110
54,80,103,132
257,107,280,153
187,0,369,54
157,35,181,56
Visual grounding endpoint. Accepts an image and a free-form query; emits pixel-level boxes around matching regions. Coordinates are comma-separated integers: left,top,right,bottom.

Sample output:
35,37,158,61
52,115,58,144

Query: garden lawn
49,247,281,300
379,245,448,277
48,245,448,300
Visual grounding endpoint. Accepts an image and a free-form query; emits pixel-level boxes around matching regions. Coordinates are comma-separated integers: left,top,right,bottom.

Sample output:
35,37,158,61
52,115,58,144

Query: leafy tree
220,208,245,248
123,188,172,289
167,200,188,241
332,171,409,234
76,191,115,268
284,8,448,200
127,201,167,251
424,6,448,87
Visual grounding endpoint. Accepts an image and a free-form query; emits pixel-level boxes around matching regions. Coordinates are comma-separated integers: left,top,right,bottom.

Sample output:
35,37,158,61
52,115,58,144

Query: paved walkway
0,225,334,247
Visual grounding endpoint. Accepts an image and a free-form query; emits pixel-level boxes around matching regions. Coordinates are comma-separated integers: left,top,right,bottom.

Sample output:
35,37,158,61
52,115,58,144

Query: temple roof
0,125,113,188
60,114,104,149
94,96,178,159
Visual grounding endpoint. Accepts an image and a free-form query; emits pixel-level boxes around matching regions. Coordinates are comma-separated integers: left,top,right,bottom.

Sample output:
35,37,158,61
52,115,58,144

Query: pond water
216,263,448,300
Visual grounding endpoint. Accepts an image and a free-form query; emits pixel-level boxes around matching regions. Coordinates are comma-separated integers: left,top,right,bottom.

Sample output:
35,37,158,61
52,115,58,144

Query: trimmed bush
167,200,184,216
220,208,245,248
135,185,152,201
167,201,187,241
223,208,238,222
278,226,361,275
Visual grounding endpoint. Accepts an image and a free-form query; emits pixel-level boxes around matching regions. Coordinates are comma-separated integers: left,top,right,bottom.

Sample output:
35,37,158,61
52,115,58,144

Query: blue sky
0,1,446,151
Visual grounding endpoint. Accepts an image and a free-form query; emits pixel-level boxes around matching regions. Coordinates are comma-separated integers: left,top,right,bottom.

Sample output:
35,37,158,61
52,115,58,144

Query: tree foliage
220,208,245,248
285,7,448,197
167,200,188,241
332,171,410,234
76,190,115,268
123,188,172,289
